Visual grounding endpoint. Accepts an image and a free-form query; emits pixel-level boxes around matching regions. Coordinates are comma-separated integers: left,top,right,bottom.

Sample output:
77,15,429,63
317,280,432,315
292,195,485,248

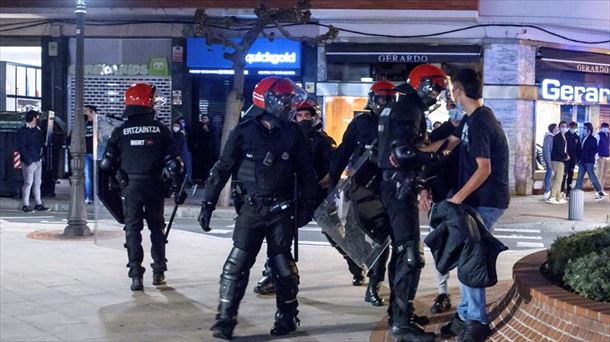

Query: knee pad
221,247,250,282
270,253,298,280
395,240,425,270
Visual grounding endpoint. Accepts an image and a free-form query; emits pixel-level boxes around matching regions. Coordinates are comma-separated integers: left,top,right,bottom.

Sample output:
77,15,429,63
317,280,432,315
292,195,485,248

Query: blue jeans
575,163,602,193
457,206,506,324
84,154,93,201
544,165,553,193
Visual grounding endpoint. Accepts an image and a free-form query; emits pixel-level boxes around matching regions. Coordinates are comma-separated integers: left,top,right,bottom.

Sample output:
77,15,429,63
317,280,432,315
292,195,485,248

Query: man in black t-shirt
420,69,509,341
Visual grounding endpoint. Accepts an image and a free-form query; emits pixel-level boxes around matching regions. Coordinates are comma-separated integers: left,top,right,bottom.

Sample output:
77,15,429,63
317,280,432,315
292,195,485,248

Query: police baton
293,173,299,262
164,175,187,243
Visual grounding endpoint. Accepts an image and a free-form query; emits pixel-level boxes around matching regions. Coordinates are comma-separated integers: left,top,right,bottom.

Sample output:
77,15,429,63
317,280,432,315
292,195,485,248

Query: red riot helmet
252,77,308,121
407,64,453,104
367,81,396,115
125,83,156,108
296,98,320,117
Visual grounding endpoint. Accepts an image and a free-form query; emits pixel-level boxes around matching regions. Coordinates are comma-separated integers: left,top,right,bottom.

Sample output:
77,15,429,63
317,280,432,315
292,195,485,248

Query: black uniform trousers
122,177,166,278
380,178,424,324
221,200,299,318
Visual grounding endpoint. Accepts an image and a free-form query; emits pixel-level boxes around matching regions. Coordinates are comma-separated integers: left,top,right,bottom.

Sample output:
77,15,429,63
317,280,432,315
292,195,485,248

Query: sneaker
557,198,568,204
22,205,34,213
34,204,49,211
543,191,551,200
85,199,93,205
430,293,451,314
595,192,606,201
545,198,558,204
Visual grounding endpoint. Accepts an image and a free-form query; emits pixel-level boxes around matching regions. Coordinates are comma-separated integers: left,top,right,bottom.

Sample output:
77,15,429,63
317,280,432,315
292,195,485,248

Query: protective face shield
367,81,396,116
408,64,452,109
253,77,308,122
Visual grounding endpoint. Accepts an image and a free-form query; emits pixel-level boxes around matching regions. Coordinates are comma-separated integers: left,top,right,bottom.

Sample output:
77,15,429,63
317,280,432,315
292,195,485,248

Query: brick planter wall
489,250,610,342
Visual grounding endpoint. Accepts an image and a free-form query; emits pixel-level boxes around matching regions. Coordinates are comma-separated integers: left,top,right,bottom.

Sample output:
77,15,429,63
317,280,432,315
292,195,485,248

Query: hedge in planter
563,247,610,302
545,226,610,282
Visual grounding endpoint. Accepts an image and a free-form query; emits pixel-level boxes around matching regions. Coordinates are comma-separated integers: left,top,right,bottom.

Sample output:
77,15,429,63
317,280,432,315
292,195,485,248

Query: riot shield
93,115,125,249
313,145,390,271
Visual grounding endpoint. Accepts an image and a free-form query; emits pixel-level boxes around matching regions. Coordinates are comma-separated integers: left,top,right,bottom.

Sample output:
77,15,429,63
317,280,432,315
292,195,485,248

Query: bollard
568,189,584,220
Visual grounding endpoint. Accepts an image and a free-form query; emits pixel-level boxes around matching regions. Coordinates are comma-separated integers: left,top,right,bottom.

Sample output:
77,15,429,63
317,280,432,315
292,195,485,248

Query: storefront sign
540,79,610,103
187,38,301,71
326,44,481,63
377,54,429,63
68,58,169,76
537,48,610,75
576,64,610,74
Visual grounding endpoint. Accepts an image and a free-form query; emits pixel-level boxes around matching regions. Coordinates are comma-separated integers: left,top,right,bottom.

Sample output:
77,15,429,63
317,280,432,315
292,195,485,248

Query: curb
0,197,238,220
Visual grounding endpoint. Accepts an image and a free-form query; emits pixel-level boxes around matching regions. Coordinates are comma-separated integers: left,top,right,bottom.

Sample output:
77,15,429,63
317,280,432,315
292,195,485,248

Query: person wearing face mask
595,122,610,190
327,81,394,307
561,121,581,197
17,110,49,212
575,123,606,201
418,101,463,315
253,98,338,296
548,121,570,204
197,77,318,340
542,123,558,200
172,119,189,183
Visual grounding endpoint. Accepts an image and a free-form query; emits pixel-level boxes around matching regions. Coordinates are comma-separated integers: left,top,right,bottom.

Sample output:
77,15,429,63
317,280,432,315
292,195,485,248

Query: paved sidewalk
1,180,608,230
1,218,532,342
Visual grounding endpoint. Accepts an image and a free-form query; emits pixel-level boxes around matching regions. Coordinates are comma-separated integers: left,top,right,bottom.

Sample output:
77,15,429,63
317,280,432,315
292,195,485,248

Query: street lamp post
64,0,91,236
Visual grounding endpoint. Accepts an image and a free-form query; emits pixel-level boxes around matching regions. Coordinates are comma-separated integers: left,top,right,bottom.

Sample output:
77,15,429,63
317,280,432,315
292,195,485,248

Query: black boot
211,318,237,340
152,272,166,286
430,293,451,314
390,301,435,342
253,275,275,295
440,312,465,338
352,273,365,286
390,322,436,342
459,320,491,342
130,277,143,291
364,280,384,306
270,310,300,336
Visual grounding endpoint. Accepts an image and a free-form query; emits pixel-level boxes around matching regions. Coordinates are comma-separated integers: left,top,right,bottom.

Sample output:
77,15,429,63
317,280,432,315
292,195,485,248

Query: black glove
198,201,214,232
174,191,187,205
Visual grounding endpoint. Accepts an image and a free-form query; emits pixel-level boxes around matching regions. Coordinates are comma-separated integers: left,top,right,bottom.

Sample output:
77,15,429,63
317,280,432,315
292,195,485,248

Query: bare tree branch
273,19,338,46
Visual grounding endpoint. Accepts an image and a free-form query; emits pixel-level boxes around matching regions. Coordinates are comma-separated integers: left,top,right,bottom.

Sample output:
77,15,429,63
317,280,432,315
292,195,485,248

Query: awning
537,48,610,75
326,44,482,64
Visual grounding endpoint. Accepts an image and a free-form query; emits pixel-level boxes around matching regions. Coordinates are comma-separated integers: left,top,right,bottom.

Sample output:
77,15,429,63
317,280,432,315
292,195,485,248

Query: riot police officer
198,77,318,340
328,81,394,306
377,64,452,341
253,98,336,295
100,83,184,291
